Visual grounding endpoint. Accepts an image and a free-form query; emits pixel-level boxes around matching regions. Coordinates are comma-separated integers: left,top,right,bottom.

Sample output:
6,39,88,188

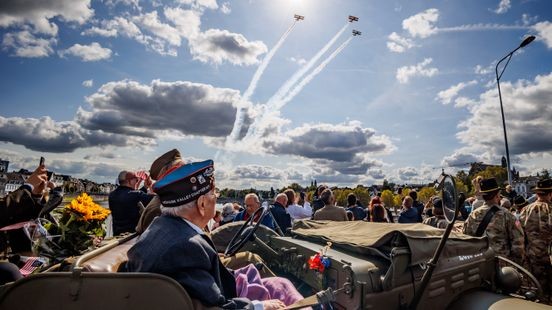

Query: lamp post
495,35,535,186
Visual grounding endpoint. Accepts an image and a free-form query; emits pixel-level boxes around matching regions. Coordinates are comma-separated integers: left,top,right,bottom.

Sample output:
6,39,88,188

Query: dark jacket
0,185,42,253
270,202,291,234
346,206,367,221
108,185,154,235
127,215,254,309
413,200,424,222
398,207,418,224
311,198,325,216
233,210,275,230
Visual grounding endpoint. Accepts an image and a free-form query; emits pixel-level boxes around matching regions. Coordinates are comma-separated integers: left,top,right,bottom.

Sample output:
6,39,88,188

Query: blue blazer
233,210,275,230
126,215,253,309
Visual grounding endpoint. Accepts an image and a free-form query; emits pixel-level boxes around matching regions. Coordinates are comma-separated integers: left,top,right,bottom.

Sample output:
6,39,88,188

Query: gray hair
244,193,260,203
161,200,197,217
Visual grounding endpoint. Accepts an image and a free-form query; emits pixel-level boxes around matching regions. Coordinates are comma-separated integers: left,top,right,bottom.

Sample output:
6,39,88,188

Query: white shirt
287,202,312,220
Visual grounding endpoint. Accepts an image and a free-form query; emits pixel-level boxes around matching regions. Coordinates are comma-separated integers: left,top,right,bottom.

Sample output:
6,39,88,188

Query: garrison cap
150,149,182,180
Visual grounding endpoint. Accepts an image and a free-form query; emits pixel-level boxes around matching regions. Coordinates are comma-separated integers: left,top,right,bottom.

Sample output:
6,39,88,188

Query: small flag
135,170,148,180
19,257,44,276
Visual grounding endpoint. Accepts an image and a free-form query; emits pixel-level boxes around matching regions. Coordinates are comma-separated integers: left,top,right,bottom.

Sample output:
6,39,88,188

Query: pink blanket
234,264,304,306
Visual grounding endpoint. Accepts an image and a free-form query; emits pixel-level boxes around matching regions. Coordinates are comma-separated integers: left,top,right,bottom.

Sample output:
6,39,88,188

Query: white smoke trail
279,37,353,109
245,23,350,138
226,22,297,145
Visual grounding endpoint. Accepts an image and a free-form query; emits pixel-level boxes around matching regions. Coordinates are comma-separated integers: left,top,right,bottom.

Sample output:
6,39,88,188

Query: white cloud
0,116,153,153
134,11,181,46
189,29,267,65
456,72,552,158
533,21,552,49
220,2,231,15
493,0,511,14
436,80,476,104
2,31,56,58
387,32,414,53
78,79,247,138
475,64,493,75
164,7,201,39
402,8,439,38
396,58,438,84
454,97,477,108
82,79,94,87
59,42,112,61
441,151,480,168
176,0,218,11
0,0,93,35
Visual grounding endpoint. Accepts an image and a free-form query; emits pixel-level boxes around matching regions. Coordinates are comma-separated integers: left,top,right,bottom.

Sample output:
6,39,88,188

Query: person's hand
26,164,50,195
262,299,285,310
144,174,153,188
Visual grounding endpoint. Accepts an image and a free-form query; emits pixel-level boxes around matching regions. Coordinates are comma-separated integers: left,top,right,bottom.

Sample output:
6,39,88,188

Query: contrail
227,21,298,144
279,37,353,109
245,23,350,138
249,37,353,140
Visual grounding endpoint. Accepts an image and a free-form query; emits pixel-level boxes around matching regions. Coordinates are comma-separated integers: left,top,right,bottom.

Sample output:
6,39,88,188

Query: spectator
286,191,312,220
409,190,424,222
346,193,366,221
234,193,275,230
311,185,328,216
398,196,418,223
220,203,237,226
270,192,291,235
422,197,447,229
109,170,154,235
313,189,348,221
370,196,393,223
370,204,388,223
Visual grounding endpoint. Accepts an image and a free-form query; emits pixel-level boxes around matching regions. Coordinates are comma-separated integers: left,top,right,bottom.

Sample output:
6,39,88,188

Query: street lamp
495,35,536,185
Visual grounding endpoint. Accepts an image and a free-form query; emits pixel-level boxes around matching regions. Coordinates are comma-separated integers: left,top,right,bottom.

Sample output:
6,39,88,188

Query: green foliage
381,190,395,210
477,166,508,186
418,186,437,203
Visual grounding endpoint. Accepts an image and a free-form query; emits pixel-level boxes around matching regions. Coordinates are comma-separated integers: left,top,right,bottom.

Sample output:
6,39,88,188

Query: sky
0,0,551,189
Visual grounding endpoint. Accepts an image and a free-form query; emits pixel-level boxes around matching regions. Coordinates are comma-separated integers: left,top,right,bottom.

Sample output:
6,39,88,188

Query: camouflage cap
534,178,552,193
150,149,182,180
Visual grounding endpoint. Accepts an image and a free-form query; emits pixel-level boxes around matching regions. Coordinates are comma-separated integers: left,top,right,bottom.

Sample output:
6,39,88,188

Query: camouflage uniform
463,202,525,264
520,200,552,302
422,216,447,229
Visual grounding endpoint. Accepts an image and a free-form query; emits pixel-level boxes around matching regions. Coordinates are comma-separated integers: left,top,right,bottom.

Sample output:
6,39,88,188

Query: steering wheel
224,205,268,257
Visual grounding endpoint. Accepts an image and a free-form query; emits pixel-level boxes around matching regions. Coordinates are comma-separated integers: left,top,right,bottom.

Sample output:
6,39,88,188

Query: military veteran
126,159,302,309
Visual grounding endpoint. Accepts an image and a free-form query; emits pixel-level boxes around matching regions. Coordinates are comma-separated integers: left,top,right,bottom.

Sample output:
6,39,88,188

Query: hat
150,149,183,180
432,197,443,209
513,195,528,208
479,178,500,193
534,178,552,193
153,159,214,207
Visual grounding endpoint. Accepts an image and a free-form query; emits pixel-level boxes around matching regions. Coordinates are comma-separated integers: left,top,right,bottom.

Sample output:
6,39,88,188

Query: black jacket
108,185,153,235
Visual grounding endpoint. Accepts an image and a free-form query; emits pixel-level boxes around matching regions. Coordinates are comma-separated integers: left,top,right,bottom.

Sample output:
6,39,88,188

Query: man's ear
196,196,206,216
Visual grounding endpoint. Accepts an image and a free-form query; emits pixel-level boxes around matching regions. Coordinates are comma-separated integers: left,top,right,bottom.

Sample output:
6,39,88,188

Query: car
0,174,548,309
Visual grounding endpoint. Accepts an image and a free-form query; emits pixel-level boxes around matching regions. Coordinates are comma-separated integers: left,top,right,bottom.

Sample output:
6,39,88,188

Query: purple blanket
234,264,304,306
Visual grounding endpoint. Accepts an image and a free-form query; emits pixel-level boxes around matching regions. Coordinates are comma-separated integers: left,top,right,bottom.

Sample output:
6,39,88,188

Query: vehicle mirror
435,174,458,223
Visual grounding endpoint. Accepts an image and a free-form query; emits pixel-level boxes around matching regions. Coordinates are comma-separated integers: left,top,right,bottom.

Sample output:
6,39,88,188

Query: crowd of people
1,148,551,307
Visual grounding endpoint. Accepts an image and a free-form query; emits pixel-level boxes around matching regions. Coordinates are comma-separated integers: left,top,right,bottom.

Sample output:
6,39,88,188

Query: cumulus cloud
436,80,477,104
77,79,245,138
2,31,56,58
457,72,552,158
177,0,218,11
59,42,112,61
402,8,439,39
493,0,511,14
387,32,414,53
231,164,285,180
189,29,267,65
396,58,438,84
262,121,393,176
475,64,493,75
441,151,480,167
0,116,154,153
82,79,94,87
398,167,418,180
0,0,93,35
533,21,552,49
164,7,201,39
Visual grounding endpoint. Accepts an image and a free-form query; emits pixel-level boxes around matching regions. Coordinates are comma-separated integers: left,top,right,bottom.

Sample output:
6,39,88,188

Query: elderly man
269,192,291,235
422,197,447,229
463,178,524,264
398,196,418,224
109,170,154,235
127,159,302,309
234,193,275,230
520,178,552,303
313,189,348,221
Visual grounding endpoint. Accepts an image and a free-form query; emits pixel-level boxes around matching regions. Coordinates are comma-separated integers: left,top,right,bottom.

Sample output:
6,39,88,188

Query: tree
455,170,471,192
477,166,508,186
541,169,550,179
381,190,395,210
418,186,437,203
269,187,275,198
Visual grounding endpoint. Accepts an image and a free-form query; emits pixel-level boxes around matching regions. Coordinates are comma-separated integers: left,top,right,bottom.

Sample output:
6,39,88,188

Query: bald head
275,193,288,207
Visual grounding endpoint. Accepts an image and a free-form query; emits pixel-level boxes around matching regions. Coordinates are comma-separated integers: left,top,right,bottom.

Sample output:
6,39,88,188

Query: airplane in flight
294,14,304,21
348,15,359,22
352,30,362,36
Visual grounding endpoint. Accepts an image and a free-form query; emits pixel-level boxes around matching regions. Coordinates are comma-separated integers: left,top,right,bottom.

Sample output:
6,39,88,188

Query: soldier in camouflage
422,197,448,229
463,178,524,264
520,178,552,303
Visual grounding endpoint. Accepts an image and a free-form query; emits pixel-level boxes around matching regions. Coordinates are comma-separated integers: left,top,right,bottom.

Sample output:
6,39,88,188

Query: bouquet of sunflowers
38,193,111,257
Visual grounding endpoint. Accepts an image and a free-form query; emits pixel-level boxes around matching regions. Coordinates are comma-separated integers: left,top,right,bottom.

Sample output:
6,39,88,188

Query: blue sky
0,0,551,188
